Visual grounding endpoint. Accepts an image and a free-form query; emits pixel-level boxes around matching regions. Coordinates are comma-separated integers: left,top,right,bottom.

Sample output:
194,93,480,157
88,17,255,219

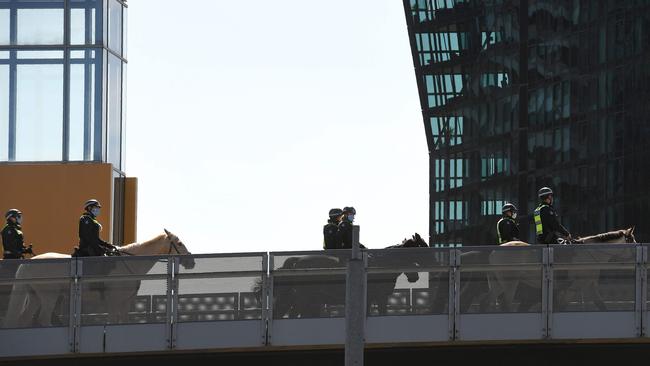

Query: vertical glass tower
403,0,650,245
0,0,127,172
0,0,133,247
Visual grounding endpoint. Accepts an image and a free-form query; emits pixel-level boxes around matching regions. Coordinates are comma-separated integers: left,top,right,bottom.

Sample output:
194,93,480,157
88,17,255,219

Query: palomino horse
256,233,429,319
487,227,636,312
4,229,194,328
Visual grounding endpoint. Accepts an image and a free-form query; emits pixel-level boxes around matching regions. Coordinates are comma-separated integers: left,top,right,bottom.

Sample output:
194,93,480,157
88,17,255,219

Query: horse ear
164,228,170,237
630,226,635,235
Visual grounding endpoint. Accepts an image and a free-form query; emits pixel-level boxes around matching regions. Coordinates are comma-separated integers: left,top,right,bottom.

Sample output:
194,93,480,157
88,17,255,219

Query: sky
125,0,429,254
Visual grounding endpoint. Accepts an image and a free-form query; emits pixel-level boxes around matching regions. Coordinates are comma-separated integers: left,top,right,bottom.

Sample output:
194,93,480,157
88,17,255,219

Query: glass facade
404,0,650,245
0,0,127,171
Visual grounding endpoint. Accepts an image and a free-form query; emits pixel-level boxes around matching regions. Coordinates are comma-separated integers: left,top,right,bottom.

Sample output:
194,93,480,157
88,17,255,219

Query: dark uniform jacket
497,217,520,244
336,220,366,249
535,204,570,244
323,221,341,249
337,220,353,249
2,222,25,259
76,213,113,257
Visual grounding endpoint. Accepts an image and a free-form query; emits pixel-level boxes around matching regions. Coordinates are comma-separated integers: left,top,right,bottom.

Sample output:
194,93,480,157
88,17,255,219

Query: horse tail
4,282,35,328
3,263,44,328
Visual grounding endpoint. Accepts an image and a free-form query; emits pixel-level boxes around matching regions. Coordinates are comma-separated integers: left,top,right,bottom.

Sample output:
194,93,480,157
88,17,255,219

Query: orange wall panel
123,177,138,244
0,163,113,255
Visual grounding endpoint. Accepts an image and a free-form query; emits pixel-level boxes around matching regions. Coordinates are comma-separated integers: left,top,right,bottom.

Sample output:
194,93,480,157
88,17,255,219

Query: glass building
403,0,650,245
0,0,127,172
0,0,133,247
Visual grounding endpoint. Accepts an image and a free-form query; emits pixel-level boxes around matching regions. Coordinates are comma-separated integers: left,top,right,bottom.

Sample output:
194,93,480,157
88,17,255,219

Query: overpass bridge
1,244,650,364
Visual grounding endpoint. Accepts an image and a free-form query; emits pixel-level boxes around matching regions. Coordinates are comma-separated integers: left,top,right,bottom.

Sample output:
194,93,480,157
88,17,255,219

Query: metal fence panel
77,256,170,354
550,244,638,339
174,253,267,350
456,246,545,341
268,250,350,346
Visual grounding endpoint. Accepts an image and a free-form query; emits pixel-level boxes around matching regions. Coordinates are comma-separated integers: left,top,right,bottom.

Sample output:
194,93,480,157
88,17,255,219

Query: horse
255,233,429,319
487,227,636,312
3,229,195,328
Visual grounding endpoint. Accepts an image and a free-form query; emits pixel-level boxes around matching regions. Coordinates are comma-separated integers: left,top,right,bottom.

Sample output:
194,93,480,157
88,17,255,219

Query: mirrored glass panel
0,9,9,44
0,65,8,161
17,4,64,45
108,0,122,54
69,0,101,45
107,53,121,168
15,63,64,161
69,48,101,160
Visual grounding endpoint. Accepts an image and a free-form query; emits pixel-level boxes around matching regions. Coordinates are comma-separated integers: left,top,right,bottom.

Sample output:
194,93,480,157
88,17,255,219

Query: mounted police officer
534,187,571,244
337,207,366,249
74,199,117,257
497,203,520,244
323,208,343,249
337,207,356,249
2,209,31,259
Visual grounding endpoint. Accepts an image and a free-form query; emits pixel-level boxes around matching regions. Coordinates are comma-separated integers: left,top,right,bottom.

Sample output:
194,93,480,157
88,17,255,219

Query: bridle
117,235,186,256
167,239,184,255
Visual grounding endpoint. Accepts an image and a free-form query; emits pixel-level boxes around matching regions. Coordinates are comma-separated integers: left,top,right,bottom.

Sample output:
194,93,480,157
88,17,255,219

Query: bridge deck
0,245,648,361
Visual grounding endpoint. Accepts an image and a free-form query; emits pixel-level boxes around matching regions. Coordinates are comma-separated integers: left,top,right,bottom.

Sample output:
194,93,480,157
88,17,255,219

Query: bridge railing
0,244,648,358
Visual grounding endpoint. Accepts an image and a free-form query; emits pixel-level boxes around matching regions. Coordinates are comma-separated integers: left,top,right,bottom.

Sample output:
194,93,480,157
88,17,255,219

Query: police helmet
328,208,343,218
83,199,102,210
538,187,553,199
502,203,517,214
5,209,22,219
343,206,356,215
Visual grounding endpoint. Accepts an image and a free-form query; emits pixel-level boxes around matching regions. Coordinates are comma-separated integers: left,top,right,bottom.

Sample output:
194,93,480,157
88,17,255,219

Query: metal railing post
165,258,174,349
261,253,269,346
546,246,554,339
345,225,365,366
266,254,275,346
635,245,646,337
542,246,550,339
451,248,461,340
69,258,81,353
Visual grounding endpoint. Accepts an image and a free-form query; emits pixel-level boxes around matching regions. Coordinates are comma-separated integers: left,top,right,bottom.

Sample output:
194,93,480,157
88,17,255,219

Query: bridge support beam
345,225,366,366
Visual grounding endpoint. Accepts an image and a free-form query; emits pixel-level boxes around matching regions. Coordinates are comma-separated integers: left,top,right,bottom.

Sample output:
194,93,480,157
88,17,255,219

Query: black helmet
84,199,102,210
5,209,22,220
328,208,343,218
538,187,553,199
502,203,517,214
343,206,356,215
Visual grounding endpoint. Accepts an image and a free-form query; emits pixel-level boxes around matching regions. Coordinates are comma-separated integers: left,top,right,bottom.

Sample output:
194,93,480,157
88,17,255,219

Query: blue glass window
108,0,122,55
15,63,64,161
69,48,102,161
70,0,102,45
0,65,8,161
107,53,122,169
0,9,9,45
434,201,445,234
425,74,463,107
431,116,463,149
17,3,64,45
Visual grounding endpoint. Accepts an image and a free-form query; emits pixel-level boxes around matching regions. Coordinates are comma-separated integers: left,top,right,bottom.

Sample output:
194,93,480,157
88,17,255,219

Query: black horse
257,234,430,319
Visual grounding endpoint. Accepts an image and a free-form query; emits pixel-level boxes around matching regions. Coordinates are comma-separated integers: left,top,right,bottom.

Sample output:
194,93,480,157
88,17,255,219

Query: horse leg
35,289,59,327
585,280,607,311
4,284,38,328
486,272,504,312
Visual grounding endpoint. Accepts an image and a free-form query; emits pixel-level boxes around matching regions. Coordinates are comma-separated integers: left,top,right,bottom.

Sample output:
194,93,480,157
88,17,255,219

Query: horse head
401,233,429,248
625,226,636,243
163,229,195,269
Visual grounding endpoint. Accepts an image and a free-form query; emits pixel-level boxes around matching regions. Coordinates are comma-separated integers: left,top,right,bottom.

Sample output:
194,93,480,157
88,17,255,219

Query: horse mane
577,230,625,243
119,233,167,254
500,241,530,246
385,243,403,249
